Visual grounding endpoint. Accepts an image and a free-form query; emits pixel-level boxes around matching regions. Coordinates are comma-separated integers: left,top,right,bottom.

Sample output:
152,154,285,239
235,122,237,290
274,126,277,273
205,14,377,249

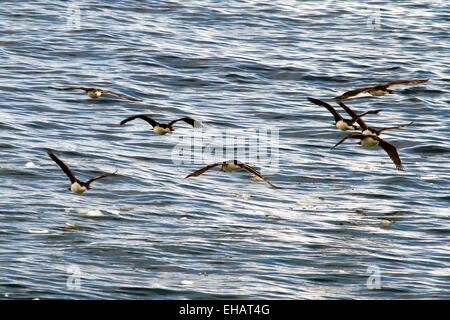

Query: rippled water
0,1,449,299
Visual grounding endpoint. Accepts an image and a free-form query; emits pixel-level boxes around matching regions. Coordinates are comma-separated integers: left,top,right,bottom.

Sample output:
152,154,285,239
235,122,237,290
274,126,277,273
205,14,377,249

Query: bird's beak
170,127,175,131
87,185,92,190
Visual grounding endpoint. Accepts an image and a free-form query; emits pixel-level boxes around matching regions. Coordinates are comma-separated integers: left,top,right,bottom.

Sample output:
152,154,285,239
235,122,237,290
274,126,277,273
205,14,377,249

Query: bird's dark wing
48,86,89,91
99,89,142,101
85,170,118,186
353,109,382,130
168,117,201,128
242,164,281,189
377,121,414,134
378,139,403,170
356,109,382,119
333,87,373,100
185,163,222,178
307,97,343,123
331,133,367,150
385,79,429,89
47,151,77,184
338,101,365,130
337,101,359,118
120,114,158,127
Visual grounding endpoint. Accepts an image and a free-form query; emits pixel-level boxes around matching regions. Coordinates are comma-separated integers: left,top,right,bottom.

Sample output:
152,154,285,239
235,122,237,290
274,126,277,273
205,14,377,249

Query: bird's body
220,160,243,172
307,97,381,131
331,133,403,170
335,119,357,131
153,125,172,135
358,135,380,147
70,181,88,194
186,160,280,189
333,79,429,100
120,114,200,135
48,86,142,101
366,88,391,96
47,151,117,194
86,89,102,98
362,128,377,136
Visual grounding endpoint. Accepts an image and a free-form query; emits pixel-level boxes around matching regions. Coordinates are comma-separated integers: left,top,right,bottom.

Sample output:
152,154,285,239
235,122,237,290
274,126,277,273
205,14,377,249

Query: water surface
0,1,449,299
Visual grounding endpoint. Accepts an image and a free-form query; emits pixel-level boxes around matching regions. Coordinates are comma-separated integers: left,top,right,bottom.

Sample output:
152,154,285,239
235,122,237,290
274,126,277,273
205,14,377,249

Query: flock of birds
45,86,283,191
308,79,429,171
44,79,428,193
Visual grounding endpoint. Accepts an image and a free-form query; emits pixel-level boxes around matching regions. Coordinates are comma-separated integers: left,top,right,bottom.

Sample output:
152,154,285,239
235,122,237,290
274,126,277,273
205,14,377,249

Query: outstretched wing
331,133,366,150
385,79,429,89
307,97,343,123
333,87,373,100
338,101,367,130
356,109,382,119
377,121,414,134
99,89,142,101
120,114,158,127
337,101,359,118
86,170,118,186
47,151,77,184
48,86,89,92
242,164,281,189
168,117,201,128
378,140,403,170
185,163,222,178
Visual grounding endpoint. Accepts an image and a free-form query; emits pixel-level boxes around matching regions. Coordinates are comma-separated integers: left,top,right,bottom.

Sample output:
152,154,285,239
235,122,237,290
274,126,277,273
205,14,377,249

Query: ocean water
0,0,449,299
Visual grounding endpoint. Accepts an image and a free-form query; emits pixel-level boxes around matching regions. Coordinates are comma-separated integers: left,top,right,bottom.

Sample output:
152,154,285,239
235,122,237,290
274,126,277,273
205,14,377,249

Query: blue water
0,1,449,299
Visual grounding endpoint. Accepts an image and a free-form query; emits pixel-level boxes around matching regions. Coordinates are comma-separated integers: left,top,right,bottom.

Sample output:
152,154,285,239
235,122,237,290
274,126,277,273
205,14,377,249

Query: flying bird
338,101,414,136
186,160,281,189
307,97,382,131
331,133,404,170
120,114,201,135
333,79,429,100
47,151,118,194
48,86,142,101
